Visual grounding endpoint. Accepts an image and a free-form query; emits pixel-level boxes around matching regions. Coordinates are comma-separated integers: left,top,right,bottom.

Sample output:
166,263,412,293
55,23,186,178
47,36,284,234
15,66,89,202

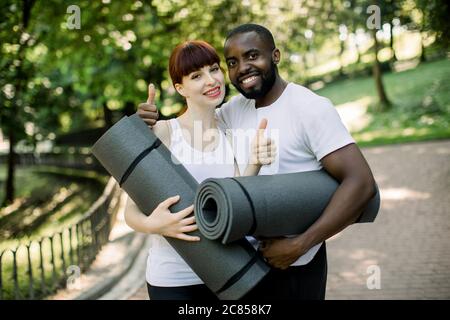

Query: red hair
169,40,221,85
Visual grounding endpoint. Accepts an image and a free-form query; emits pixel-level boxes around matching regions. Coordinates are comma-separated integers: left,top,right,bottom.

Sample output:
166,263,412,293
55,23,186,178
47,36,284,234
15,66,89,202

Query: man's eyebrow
225,48,260,61
243,48,260,56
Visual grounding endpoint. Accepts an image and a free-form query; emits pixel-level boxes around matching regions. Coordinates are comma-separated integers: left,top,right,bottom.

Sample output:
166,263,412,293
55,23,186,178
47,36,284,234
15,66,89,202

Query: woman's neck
176,102,220,152
177,103,217,131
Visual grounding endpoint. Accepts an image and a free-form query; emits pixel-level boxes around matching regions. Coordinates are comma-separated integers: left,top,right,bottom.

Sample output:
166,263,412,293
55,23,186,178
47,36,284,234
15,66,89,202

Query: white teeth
205,88,219,96
242,76,257,84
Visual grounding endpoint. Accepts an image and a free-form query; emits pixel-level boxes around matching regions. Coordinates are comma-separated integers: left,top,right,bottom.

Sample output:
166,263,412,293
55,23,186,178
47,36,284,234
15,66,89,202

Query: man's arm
260,143,376,269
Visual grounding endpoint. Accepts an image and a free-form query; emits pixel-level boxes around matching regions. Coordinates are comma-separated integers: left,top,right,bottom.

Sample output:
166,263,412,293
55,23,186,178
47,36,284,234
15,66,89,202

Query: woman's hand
144,195,200,242
249,118,277,166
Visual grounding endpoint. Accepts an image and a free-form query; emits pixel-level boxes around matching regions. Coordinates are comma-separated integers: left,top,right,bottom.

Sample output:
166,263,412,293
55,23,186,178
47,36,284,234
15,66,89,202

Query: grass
0,165,108,299
315,59,450,146
0,165,107,250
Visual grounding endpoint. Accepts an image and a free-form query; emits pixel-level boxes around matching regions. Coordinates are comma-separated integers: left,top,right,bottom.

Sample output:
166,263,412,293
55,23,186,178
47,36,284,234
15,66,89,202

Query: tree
371,29,391,110
1,0,36,205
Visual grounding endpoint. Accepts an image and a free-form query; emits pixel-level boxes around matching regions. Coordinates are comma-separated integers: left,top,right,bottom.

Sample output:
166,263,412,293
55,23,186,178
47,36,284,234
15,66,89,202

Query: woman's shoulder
153,120,171,147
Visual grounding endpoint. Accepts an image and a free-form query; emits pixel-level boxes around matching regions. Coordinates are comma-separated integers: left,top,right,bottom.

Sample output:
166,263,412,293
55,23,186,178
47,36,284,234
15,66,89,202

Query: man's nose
238,62,251,76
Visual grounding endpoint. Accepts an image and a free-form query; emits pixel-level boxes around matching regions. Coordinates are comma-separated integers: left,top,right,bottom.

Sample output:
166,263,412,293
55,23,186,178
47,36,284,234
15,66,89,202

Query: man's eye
249,53,258,59
227,61,236,67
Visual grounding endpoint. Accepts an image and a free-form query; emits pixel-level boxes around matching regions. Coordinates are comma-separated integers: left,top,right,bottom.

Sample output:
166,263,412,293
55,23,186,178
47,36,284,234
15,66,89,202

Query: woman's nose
205,72,216,86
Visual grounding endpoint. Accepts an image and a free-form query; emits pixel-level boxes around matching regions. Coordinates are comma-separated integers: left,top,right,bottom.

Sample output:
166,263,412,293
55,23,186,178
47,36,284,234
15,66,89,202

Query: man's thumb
257,118,268,135
147,83,156,104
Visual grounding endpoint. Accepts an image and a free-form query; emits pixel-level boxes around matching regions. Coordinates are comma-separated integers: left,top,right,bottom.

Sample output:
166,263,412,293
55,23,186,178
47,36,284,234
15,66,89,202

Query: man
138,24,376,300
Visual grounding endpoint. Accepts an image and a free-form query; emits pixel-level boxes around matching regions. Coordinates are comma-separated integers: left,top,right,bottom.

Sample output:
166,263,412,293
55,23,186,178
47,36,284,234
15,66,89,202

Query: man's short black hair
225,23,276,50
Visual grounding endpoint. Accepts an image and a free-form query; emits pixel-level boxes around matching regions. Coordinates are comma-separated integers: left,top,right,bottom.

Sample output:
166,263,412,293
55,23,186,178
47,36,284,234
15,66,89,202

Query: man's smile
239,73,260,89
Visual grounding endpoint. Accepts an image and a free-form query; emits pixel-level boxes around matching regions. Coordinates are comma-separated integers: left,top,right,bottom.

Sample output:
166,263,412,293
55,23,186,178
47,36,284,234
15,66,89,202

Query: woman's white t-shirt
145,118,236,287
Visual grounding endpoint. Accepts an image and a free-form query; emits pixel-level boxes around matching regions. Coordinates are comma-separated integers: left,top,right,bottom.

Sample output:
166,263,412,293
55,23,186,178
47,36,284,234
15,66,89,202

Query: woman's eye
191,74,200,80
211,66,219,72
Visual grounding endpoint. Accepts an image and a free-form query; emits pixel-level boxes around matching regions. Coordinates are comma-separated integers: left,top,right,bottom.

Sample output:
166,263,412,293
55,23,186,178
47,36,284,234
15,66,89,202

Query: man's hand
137,83,159,126
259,236,307,270
249,118,277,166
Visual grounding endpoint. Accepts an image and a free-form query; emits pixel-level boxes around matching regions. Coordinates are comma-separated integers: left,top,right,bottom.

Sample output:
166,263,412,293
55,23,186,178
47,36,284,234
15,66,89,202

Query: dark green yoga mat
195,170,380,244
91,114,270,300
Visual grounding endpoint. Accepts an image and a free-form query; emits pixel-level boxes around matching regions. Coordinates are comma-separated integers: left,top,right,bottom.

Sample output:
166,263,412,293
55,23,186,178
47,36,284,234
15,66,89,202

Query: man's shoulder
287,82,325,103
217,93,252,117
287,82,334,114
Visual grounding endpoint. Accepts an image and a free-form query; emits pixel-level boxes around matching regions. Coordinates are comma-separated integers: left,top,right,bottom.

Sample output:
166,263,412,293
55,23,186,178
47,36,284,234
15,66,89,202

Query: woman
124,40,276,300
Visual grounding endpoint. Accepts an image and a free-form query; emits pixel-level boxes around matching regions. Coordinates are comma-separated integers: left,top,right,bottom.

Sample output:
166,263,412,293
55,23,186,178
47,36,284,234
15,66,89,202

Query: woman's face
175,63,225,108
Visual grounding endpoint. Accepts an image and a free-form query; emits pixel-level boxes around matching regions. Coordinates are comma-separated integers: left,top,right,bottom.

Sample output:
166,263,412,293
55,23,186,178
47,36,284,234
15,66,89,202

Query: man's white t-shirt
215,82,355,266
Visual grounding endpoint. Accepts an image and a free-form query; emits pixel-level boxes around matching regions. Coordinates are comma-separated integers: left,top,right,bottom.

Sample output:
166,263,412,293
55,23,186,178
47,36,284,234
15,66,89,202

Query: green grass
315,59,450,146
0,165,107,299
0,165,107,249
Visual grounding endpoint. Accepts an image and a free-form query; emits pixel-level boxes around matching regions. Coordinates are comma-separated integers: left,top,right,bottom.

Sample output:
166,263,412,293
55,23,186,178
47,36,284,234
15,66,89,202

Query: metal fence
0,175,121,300
0,152,106,173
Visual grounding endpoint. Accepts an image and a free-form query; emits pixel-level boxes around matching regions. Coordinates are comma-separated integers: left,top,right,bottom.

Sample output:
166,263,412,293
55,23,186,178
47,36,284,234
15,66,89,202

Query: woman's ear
174,83,187,98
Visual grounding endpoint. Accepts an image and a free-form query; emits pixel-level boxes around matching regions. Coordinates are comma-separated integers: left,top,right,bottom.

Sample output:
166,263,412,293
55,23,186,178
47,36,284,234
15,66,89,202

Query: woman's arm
124,119,199,241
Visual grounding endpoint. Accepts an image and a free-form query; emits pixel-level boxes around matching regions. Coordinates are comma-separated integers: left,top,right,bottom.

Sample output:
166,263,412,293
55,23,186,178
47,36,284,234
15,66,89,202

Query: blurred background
0,0,449,300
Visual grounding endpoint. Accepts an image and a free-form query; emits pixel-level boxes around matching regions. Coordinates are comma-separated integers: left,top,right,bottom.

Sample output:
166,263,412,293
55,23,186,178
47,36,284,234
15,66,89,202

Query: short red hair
169,40,221,85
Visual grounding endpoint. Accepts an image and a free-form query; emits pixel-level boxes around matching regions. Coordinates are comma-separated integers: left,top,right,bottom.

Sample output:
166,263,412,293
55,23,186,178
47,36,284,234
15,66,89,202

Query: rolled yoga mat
91,114,269,300
195,170,380,244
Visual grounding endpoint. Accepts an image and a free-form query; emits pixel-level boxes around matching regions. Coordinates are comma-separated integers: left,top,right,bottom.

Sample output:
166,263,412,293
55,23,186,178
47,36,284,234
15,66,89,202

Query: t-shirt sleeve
301,97,355,161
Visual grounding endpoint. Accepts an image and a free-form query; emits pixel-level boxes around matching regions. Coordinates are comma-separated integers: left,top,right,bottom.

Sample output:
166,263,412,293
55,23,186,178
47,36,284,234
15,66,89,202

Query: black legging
147,242,327,300
147,282,218,301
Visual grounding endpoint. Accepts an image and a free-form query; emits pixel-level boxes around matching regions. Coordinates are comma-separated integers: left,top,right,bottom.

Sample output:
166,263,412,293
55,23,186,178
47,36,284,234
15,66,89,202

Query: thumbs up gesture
249,118,277,166
137,83,159,126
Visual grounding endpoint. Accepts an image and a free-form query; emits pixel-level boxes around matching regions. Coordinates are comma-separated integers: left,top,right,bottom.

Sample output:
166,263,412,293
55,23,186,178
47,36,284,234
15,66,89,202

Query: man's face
224,32,277,99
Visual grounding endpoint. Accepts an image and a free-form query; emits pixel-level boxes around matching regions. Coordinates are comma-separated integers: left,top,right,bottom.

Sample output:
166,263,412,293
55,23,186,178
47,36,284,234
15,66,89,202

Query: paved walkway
124,140,450,300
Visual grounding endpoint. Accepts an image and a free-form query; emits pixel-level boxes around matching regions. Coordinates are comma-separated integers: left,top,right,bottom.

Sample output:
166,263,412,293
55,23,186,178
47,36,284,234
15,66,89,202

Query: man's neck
254,76,288,108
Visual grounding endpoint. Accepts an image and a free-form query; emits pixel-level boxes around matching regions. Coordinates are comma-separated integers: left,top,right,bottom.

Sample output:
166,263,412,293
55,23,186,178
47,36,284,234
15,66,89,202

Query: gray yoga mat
195,170,380,244
91,114,270,300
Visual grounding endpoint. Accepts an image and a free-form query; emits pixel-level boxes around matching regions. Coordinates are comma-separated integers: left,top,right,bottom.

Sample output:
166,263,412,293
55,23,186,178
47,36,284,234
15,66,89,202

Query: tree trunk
372,30,391,111
355,42,361,64
420,34,427,62
389,23,397,62
103,102,113,128
3,129,16,206
339,40,345,76
2,0,35,206
420,13,427,63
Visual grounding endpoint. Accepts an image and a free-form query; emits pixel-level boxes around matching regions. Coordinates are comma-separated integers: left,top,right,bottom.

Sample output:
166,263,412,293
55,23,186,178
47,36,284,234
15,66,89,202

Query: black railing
0,177,122,300
0,152,106,173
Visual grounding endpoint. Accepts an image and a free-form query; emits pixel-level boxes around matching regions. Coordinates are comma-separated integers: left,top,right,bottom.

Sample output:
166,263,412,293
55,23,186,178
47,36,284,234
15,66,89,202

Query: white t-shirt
145,119,236,287
215,82,355,266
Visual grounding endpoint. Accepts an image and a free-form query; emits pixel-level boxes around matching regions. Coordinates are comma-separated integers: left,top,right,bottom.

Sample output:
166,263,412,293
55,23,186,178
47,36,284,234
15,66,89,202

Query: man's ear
174,83,187,98
272,48,281,65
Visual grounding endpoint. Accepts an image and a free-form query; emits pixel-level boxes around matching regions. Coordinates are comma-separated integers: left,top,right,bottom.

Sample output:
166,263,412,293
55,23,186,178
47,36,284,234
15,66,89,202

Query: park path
124,139,450,300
